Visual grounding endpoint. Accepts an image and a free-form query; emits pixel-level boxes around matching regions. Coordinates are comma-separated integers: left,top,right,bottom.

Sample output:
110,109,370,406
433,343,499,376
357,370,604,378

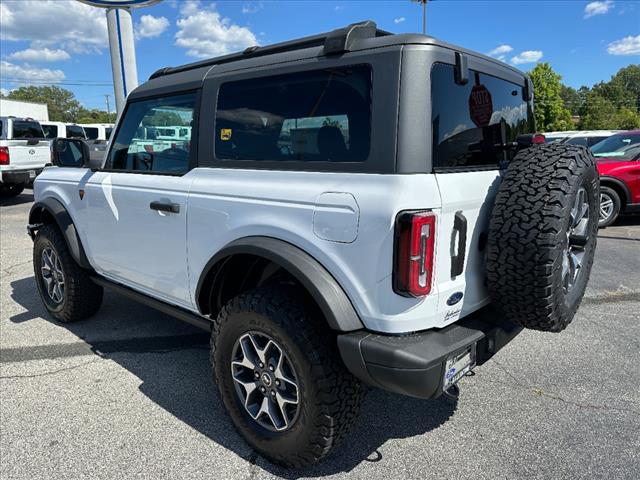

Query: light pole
411,0,432,35
77,1,162,114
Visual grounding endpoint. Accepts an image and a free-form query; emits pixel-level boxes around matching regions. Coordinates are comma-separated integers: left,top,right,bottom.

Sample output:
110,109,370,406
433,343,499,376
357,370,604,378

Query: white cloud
394,17,406,24
0,61,65,83
511,50,543,65
0,0,107,54
242,2,263,14
584,1,614,18
175,1,258,58
487,44,513,61
136,14,169,39
0,88,12,96
8,47,71,63
606,35,640,55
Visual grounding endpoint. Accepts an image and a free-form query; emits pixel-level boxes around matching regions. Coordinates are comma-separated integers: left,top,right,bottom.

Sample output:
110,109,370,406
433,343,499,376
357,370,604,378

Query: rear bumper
1,168,42,185
337,306,523,399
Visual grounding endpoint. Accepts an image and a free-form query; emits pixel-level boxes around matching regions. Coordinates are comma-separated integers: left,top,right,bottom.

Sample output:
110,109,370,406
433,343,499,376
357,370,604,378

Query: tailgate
5,141,50,170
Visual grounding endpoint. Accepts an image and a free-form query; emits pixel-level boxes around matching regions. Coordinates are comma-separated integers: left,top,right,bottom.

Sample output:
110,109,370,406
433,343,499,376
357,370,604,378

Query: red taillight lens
532,133,546,144
0,147,9,165
394,210,436,297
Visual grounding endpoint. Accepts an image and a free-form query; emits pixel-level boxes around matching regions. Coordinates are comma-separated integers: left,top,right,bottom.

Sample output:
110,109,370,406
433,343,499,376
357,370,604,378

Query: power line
1,78,113,86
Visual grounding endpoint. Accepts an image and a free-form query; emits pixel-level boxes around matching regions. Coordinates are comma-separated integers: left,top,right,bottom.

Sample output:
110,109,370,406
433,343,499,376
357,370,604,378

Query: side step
90,276,212,332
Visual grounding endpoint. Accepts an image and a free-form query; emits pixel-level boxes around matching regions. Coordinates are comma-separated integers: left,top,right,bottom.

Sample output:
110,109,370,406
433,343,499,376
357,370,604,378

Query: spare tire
487,144,599,332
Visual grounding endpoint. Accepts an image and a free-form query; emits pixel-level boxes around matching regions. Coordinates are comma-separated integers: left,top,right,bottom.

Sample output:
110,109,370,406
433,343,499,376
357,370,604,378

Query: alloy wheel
230,331,300,432
41,247,65,304
562,187,591,293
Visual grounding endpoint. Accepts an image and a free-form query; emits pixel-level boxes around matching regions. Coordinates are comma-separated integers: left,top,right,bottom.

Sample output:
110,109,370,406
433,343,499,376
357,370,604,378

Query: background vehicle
544,130,620,148
80,123,114,164
28,21,599,467
593,130,640,227
40,122,87,140
0,116,50,197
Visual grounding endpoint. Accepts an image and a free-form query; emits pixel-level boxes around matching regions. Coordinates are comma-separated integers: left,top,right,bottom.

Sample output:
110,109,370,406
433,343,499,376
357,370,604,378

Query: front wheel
598,186,621,228
33,224,103,322
211,287,364,468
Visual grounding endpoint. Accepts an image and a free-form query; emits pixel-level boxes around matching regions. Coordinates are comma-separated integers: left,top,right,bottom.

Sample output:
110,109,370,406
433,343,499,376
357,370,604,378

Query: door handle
451,211,467,278
150,201,180,214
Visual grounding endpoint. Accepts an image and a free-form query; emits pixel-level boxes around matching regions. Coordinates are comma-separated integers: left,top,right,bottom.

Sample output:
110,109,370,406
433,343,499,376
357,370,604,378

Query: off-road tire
211,286,364,468
33,224,103,322
598,186,621,228
487,144,599,332
0,184,25,198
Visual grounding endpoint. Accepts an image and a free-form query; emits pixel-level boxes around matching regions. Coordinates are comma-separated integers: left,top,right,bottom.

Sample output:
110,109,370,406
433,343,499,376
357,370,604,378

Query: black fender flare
599,176,631,206
195,236,364,332
28,198,92,269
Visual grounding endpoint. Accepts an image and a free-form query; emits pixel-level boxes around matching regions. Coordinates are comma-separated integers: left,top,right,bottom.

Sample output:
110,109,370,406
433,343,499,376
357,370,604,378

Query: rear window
66,125,86,139
84,127,99,140
215,65,372,163
12,121,45,139
42,124,58,139
431,63,534,170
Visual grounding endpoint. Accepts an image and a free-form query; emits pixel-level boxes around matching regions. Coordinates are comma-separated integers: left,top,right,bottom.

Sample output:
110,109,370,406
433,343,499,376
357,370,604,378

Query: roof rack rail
149,20,390,81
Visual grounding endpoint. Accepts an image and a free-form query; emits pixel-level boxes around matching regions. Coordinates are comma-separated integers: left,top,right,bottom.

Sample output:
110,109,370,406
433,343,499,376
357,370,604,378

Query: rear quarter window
84,127,99,140
431,63,534,170
214,65,372,163
11,121,45,139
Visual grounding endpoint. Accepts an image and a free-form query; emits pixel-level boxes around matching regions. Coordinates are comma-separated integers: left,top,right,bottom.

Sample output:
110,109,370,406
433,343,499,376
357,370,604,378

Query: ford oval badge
447,292,464,306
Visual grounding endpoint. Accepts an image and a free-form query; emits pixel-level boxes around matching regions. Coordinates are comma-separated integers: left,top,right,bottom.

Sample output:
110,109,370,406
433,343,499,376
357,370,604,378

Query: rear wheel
487,144,599,332
33,224,103,322
211,286,364,468
598,186,621,228
0,184,25,198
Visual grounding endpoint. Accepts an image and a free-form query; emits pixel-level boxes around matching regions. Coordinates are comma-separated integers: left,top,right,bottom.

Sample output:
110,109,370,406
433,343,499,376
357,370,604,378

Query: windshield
591,134,640,160
12,121,45,139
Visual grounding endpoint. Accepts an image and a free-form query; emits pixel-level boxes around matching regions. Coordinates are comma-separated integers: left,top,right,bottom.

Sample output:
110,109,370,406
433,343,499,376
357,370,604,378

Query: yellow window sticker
220,128,232,141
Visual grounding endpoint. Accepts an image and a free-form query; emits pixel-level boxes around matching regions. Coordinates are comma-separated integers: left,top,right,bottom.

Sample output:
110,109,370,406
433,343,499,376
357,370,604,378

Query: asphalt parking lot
1,189,639,480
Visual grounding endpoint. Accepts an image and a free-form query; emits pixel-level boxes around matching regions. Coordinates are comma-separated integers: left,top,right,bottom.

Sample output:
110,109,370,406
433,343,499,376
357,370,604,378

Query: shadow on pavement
0,190,34,207
8,276,457,477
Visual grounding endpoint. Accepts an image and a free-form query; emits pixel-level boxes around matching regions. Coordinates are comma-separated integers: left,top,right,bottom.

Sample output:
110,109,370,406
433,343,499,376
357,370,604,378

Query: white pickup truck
0,116,50,197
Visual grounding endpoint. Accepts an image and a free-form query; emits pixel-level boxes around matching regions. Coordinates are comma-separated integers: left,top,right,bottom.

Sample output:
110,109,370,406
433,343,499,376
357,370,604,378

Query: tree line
529,63,639,132
1,85,116,124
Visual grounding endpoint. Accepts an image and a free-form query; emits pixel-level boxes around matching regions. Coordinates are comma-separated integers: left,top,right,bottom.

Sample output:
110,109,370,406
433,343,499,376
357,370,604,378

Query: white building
0,99,49,121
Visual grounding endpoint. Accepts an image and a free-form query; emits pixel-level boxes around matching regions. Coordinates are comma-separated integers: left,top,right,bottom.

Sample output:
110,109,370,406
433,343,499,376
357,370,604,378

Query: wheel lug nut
254,372,260,378
271,390,276,397
260,386,266,393
259,362,264,368
269,365,274,372
275,380,280,386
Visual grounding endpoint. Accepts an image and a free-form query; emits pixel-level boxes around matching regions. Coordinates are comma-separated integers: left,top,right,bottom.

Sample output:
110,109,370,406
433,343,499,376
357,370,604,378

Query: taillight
532,133,546,144
394,210,436,297
0,147,9,165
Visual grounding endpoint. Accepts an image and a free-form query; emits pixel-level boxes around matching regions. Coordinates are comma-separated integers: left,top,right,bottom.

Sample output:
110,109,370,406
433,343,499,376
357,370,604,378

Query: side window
566,137,588,147
42,125,58,139
84,127,99,140
215,65,371,163
107,92,196,174
431,63,535,170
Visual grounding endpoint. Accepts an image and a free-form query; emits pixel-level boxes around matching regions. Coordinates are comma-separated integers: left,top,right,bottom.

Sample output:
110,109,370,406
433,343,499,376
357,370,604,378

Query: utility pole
104,94,111,117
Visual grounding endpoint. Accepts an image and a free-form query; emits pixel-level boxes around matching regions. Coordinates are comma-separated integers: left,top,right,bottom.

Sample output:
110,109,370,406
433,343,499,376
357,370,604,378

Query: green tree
560,85,583,116
7,85,82,122
614,107,640,130
579,92,618,129
142,111,185,127
528,63,573,132
76,108,117,124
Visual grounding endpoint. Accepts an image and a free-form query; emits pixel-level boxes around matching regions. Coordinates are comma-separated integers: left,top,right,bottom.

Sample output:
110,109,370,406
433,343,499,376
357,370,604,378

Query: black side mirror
51,138,91,168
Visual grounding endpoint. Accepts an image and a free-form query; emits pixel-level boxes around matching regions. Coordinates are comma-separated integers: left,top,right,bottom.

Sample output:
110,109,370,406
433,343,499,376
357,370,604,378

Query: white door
81,92,198,309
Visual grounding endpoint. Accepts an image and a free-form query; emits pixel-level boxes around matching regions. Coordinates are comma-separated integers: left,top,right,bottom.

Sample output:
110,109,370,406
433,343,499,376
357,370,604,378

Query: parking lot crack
0,358,100,380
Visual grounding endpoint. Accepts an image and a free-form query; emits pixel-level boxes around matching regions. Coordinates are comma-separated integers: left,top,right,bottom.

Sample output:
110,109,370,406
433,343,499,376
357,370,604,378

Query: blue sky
1,0,638,110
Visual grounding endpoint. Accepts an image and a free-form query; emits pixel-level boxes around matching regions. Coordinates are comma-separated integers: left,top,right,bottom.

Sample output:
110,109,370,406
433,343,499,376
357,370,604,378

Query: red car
593,130,640,227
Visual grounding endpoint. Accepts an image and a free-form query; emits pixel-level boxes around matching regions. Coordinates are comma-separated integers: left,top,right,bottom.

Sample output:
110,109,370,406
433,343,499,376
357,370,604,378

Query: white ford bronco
28,22,599,468
0,116,50,197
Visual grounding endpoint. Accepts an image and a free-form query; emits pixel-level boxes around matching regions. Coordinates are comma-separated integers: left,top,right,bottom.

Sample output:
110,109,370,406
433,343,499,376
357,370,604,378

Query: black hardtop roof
132,20,527,99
